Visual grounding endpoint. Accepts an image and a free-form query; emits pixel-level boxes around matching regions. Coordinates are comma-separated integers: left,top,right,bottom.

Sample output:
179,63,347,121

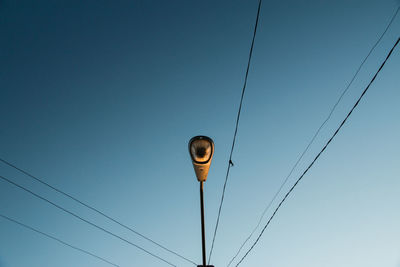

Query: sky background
1,0,400,266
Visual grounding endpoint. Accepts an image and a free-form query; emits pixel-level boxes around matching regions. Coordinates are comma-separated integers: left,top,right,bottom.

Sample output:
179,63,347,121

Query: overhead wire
227,6,400,266
234,36,400,267
0,158,196,266
208,0,263,263
0,213,120,267
0,174,177,267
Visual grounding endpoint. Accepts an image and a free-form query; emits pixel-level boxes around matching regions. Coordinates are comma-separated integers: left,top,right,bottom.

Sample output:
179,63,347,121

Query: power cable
0,213,120,267
227,6,400,266
208,0,263,263
0,174,177,267
0,158,196,266
234,36,400,267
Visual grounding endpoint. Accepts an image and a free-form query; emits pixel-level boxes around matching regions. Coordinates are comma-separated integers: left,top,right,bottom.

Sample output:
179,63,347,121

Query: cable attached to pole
0,158,196,265
227,6,400,266
208,0,263,263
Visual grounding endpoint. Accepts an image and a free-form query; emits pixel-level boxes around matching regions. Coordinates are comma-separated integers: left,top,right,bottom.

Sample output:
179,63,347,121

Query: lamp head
189,136,214,182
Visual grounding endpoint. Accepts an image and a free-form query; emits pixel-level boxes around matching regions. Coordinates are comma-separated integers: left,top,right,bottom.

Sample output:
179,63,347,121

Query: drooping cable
0,213,120,267
234,37,400,267
0,158,196,266
227,6,400,266
208,0,263,263
0,174,177,267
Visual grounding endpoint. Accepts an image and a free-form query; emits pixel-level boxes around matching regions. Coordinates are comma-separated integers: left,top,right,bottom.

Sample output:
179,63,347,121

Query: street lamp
189,136,215,267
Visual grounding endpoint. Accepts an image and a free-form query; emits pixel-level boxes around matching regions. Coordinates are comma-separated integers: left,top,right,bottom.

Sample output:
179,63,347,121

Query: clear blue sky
1,0,400,266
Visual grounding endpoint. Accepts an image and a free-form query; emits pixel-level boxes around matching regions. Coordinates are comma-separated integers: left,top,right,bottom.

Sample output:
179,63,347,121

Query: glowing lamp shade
189,136,214,182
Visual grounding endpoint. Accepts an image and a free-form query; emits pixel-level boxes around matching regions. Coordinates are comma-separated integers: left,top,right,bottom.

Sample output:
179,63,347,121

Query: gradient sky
1,0,400,266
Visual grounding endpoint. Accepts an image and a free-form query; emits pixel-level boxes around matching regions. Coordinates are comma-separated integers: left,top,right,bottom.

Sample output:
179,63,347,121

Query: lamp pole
188,136,215,267
200,181,206,266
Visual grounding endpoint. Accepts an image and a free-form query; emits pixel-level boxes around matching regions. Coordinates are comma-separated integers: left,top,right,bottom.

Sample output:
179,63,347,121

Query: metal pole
200,181,206,266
